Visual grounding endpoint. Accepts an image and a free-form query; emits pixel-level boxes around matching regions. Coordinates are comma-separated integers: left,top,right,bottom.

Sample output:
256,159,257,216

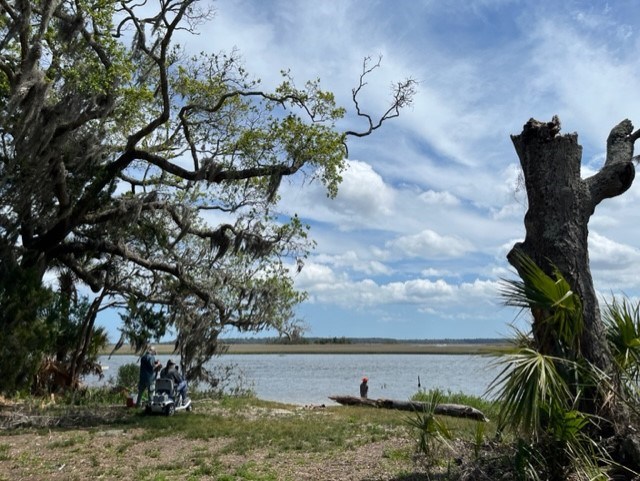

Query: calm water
92,353,499,405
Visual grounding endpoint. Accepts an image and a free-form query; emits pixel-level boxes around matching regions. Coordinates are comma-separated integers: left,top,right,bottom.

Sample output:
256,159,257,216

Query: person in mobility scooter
146,359,192,416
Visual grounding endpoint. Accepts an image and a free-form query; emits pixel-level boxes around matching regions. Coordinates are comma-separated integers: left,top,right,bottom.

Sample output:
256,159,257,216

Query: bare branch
126,0,198,149
343,56,417,155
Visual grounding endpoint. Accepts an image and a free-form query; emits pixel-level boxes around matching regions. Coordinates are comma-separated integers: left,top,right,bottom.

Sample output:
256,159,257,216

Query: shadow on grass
382,474,440,481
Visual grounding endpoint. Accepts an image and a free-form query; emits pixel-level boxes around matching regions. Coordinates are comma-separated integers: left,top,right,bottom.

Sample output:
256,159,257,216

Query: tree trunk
69,290,106,394
328,395,489,421
509,117,636,375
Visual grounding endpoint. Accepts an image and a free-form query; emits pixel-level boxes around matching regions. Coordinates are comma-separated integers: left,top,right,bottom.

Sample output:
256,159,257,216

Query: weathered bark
508,118,640,476
509,117,637,377
328,395,489,421
508,117,640,478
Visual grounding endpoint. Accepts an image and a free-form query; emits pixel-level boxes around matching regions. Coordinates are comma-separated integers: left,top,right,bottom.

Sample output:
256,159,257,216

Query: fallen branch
328,395,489,422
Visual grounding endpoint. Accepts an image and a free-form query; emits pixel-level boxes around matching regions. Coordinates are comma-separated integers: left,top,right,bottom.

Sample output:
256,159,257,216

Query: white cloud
421,267,452,278
313,251,392,276
590,232,640,268
277,159,396,232
524,14,640,147
387,229,474,259
93,0,640,341
419,190,460,206
332,160,395,219
295,260,501,312
492,202,524,221
383,279,454,303
294,262,341,293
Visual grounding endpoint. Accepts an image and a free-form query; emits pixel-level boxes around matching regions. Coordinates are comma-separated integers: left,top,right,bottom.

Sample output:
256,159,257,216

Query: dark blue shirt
139,352,156,384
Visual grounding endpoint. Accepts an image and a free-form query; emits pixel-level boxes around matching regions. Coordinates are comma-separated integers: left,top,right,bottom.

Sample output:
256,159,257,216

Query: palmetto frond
405,389,453,460
492,253,614,478
489,348,573,438
501,250,583,351
604,296,640,384
493,253,599,434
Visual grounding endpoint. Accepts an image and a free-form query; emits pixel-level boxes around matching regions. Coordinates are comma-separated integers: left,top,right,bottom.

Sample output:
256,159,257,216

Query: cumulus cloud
421,267,453,277
332,160,395,219
313,251,392,276
294,262,342,292
94,0,640,341
295,260,501,312
276,159,396,232
590,231,640,271
387,229,474,259
419,190,460,206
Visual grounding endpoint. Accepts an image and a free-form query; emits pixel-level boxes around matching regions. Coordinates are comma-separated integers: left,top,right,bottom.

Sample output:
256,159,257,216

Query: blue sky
96,0,640,340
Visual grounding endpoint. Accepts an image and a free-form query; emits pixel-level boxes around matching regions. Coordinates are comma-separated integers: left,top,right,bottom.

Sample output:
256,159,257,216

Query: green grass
228,462,279,481
0,444,10,461
383,446,412,461
47,433,86,449
190,457,223,477
127,397,408,456
0,390,505,480
412,388,500,421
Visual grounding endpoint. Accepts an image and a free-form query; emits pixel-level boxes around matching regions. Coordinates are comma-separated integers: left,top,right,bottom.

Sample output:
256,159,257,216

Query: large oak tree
0,0,415,391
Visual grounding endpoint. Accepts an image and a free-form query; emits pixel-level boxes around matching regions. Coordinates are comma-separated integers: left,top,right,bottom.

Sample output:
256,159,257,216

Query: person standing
136,346,161,407
360,377,369,398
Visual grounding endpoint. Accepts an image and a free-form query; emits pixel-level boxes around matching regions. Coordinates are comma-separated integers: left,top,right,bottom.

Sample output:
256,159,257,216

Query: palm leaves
405,389,453,462
493,252,596,433
490,347,573,438
500,251,583,353
603,296,640,385
492,252,611,479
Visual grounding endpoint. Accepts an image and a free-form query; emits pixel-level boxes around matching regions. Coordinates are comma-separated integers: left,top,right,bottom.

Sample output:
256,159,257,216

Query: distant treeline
220,337,508,345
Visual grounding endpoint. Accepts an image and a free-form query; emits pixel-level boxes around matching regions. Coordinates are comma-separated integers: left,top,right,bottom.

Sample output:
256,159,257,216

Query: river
92,353,501,405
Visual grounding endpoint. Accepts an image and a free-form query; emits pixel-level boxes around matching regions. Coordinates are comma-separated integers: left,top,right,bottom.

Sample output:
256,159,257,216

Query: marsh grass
104,342,504,355
412,388,498,414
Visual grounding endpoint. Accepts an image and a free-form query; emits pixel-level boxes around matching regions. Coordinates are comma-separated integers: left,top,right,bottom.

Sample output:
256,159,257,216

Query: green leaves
405,390,453,461
489,348,573,438
0,1,410,393
603,296,640,381
117,296,168,354
501,250,583,352
493,253,613,479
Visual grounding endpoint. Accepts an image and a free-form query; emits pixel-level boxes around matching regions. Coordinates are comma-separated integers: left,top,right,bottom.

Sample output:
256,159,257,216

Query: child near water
360,377,368,398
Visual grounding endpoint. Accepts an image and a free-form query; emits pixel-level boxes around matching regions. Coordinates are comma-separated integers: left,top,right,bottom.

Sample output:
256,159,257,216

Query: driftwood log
329,395,489,422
